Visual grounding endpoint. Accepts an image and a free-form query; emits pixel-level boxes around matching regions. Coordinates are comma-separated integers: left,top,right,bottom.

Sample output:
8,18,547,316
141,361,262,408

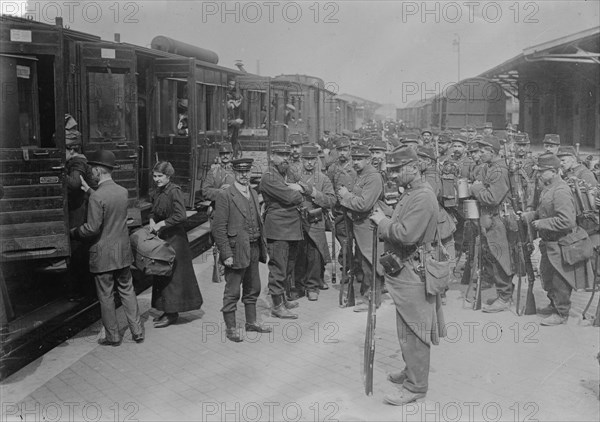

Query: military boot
244,305,272,333
283,295,299,310
271,295,298,319
222,312,243,342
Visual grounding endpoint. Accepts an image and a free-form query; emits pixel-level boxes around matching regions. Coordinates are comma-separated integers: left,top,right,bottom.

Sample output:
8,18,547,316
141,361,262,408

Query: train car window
240,90,266,129
87,70,127,139
0,55,41,148
158,78,188,136
199,83,226,133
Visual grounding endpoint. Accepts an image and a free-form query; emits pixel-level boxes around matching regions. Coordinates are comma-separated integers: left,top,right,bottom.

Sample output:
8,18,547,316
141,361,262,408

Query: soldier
318,130,332,151
542,134,560,155
327,136,361,283
202,143,235,202
338,145,384,312
468,143,486,183
470,136,515,312
466,125,477,142
369,147,442,406
514,134,536,180
446,134,474,179
436,134,452,165
401,134,421,149
421,130,433,147
292,145,336,300
212,158,272,342
558,146,598,186
369,140,388,175
287,133,304,183
481,122,494,137
522,153,593,325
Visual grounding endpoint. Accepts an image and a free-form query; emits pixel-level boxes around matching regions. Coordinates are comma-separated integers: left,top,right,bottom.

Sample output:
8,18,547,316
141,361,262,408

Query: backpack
130,227,176,277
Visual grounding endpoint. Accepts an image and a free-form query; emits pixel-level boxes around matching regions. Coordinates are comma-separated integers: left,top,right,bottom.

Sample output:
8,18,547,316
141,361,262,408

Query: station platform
1,243,599,422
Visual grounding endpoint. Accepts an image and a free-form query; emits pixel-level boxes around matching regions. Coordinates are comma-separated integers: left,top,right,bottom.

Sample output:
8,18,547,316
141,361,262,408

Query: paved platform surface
1,241,599,422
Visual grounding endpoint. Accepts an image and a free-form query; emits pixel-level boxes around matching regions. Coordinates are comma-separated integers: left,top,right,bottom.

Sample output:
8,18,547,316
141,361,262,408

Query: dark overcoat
202,165,235,202
212,184,267,269
151,182,203,313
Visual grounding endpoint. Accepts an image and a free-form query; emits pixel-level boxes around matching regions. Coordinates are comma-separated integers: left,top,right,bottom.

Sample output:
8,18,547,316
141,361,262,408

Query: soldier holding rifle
521,153,593,326
369,147,442,406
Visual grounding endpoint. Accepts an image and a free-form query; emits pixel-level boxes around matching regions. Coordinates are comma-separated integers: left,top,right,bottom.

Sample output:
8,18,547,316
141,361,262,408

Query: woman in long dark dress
150,161,203,327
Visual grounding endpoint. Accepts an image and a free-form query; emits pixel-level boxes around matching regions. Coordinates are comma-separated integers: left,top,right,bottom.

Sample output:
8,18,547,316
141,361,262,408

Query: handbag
130,226,176,276
558,226,593,266
421,227,451,296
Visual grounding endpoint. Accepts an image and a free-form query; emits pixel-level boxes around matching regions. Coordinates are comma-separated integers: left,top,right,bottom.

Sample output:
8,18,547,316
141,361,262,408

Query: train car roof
1,15,101,42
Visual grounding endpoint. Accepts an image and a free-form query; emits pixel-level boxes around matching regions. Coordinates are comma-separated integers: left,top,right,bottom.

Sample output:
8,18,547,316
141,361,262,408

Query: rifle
464,220,482,310
212,244,222,283
519,216,537,315
364,225,378,396
339,212,355,307
582,246,600,325
328,211,337,284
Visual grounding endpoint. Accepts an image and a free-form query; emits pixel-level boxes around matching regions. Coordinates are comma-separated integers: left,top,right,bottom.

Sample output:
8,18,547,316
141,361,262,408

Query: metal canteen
463,199,480,219
457,178,470,199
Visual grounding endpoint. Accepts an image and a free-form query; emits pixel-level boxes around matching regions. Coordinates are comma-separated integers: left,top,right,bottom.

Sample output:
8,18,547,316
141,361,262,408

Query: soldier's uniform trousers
294,233,322,293
481,216,514,301
539,240,572,317
267,240,299,296
222,242,261,313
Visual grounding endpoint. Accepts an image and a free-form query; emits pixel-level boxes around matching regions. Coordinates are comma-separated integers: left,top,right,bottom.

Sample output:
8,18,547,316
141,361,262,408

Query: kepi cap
232,158,253,172
543,134,560,145
271,142,291,154
350,145,371,157
556,146,578,157
535,153,561,171
301,145,319,158
386,147,418,168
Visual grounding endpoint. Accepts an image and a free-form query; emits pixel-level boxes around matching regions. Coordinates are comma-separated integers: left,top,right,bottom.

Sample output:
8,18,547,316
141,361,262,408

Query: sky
6,0,599,105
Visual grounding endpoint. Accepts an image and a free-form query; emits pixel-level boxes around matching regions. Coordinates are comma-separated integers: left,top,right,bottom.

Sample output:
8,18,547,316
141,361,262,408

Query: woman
150,161,203,327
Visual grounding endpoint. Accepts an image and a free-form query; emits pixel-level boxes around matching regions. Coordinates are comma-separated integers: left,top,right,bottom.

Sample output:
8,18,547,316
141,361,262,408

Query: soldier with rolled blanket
369,147,444,406
521,153,594,325
337,145,384,312
291,145,336,300
470,136,515,313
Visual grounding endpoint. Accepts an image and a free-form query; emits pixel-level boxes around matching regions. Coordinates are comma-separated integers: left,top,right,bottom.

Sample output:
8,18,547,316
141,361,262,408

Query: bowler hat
535,153,561,171
271,143,291,154
543,134,560,145
386,147,418,168
351,145,371,157
417,146,436,161
476,135,501,153
87,149,119,169
301,145,319,158
232,158,253,172
556,146,578,157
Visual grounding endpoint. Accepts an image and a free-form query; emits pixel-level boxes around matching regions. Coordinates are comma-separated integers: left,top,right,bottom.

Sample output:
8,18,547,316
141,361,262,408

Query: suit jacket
75,179,133,273
259,165,304,241
212,184,267,269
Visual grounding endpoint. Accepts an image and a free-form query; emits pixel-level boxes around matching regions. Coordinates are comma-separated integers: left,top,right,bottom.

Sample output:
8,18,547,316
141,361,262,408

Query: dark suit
213,184,267,313
74,179,142,342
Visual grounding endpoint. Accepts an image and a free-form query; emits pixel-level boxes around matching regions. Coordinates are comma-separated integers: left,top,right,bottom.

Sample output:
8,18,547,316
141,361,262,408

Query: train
0,15,358,376
396,77,510,132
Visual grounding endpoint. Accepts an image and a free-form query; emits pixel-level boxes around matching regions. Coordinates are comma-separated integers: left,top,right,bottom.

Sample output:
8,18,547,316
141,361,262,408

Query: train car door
236,75,270,149
76,41,139,206
0,20,69,263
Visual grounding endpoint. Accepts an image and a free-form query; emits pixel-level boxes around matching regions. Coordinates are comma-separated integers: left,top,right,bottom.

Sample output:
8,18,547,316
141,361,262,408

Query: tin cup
457,178,470,199
463,199,480,219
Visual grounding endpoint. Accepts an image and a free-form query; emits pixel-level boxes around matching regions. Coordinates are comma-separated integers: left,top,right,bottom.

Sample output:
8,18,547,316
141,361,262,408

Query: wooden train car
396,78,508,131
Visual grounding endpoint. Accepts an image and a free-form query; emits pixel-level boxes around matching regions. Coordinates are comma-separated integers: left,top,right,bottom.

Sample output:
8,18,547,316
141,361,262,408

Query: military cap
301,144,319,158
514,133,530,144
301,133,310,144
466,125,477,133
480,122,493,129
401,134,420,145
438,134,452,144
288,133,303,146
335,136,351,149
556,146,578,157
386,146,418,168
421,129,432,136
543,134,560,145
467,142,481,153
368,140,387,151
350,144,371,157
232,158,253,172
349,132,360,140
535,153,561,171
87,149,119,169
476,135,501,153
417,146,436,161
218,143,233,154
459,127,468,133
451,134,469,145
271,142,291,154
65,136,82,147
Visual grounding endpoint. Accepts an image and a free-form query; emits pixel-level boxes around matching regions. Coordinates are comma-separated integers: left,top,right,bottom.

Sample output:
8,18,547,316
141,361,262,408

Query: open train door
76,41,139,206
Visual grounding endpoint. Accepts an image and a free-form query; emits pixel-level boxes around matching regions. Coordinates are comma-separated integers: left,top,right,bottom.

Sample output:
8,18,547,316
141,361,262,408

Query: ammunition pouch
500,206,519,233
307,208,323,224
379,251,405,276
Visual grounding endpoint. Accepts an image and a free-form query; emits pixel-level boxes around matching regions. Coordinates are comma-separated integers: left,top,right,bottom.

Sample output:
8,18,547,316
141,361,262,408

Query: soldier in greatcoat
202,143,235,203
292,145,336,300
287,133,305,183
369,147,444,406
338,145,384,312
259,143,305,319
558,146,598,186
213,158,271,342
522,153,594,325
470,136,515,313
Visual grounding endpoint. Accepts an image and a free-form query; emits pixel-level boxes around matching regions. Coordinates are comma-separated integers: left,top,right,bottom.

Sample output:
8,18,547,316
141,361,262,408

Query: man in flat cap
71,150,144,345
470,136,515,312
369,147,444,406
338,145,384,312
213,158,271,341
292,145,336,300
260,143,305,318
521,153,593,325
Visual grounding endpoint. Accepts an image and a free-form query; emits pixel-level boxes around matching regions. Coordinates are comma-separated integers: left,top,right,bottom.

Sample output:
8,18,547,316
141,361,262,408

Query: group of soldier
207,122,599,406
